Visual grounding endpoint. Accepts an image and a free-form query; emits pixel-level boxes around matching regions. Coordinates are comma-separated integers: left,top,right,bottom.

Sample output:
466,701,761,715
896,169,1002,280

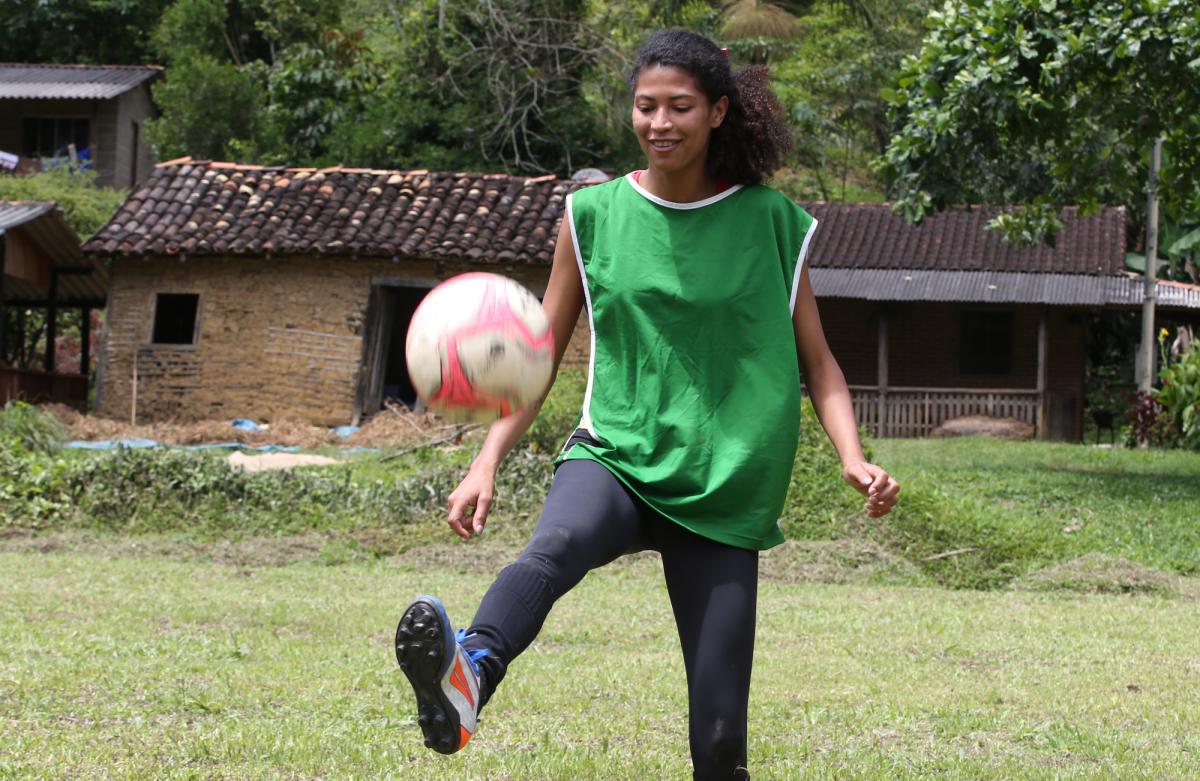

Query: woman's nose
651,110,673,132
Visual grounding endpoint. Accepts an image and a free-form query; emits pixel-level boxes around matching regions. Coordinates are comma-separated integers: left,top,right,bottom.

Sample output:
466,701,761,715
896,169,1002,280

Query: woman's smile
632,64,727,179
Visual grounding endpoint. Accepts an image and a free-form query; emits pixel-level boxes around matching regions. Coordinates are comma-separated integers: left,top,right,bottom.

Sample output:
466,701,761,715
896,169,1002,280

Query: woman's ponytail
710,66,792,185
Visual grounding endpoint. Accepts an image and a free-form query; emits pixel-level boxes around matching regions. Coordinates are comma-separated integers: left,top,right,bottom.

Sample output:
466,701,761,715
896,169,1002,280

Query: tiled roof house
84,159,1198,435
84,159,581,424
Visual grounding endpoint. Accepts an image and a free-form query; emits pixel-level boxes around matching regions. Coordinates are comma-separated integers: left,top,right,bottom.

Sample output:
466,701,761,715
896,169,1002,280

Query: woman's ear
710,95,729,128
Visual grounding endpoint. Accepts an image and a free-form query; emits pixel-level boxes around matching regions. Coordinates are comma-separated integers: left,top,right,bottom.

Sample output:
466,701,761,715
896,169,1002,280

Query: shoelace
455,628,490,676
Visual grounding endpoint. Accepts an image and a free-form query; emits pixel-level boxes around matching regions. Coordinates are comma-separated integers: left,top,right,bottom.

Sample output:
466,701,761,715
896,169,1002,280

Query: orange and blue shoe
395,595,488,754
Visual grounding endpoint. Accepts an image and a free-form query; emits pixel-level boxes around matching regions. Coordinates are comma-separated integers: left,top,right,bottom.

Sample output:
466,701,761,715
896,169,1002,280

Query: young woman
394,28,900,780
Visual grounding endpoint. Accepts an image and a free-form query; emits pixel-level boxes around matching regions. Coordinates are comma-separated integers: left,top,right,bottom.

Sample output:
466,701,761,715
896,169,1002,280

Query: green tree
257,30,380,164
882,0,1200,247
330,0,612,174
145,55,264,160
0,0,171,64
144,0,352,164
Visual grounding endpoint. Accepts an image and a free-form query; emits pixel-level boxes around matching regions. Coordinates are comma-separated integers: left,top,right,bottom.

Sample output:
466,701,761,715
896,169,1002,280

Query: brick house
84,158,1200,436
0,63,161,189
83,159,582,425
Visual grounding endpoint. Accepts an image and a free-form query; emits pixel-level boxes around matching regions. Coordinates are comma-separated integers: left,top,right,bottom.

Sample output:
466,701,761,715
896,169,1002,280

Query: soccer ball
405,273,555,422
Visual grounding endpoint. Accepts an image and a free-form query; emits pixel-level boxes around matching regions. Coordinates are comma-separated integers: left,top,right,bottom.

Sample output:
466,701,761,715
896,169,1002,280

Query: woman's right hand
446,463,497,540
443,215,584,541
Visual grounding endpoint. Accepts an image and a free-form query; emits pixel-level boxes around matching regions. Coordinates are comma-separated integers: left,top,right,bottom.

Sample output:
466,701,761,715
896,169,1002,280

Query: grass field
3,549,1199,780
4,417,1200,779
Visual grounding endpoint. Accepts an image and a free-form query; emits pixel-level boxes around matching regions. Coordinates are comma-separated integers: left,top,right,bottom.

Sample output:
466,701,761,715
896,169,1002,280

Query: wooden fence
0,367,88,410
846,385,1040,438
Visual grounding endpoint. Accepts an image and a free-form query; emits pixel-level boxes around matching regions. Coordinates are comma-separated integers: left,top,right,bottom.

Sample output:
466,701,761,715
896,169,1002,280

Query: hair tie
721,47,729,57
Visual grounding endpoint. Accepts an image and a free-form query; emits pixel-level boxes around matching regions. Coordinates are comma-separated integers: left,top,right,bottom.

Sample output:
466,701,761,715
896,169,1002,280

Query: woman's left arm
792,264,900,518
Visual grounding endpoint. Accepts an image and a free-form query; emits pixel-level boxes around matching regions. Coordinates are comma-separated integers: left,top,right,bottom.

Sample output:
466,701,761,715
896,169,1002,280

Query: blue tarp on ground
64,439,301,452
61,420,381,452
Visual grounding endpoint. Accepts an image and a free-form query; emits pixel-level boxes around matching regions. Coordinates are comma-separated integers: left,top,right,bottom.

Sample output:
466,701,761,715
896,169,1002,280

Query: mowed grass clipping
3,550,1200,780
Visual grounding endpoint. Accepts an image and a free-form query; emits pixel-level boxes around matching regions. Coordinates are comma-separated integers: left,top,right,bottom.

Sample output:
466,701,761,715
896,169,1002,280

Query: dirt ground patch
759,538,928,585
1012,553,1193,598
45,402,475,450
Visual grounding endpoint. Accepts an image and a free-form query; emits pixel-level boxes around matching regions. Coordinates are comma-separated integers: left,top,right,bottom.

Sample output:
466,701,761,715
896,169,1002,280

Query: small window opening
152,293,200,345
959,311,1013,375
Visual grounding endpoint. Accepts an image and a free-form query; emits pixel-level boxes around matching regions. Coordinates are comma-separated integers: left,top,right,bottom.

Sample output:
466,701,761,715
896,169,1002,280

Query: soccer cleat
394,595,486,754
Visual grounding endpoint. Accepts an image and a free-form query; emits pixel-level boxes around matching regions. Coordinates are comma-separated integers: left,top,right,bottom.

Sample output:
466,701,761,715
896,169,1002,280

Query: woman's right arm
445,217,585,539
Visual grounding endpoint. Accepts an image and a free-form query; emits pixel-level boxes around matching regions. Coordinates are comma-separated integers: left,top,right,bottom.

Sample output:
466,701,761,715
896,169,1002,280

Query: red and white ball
406,273,555,422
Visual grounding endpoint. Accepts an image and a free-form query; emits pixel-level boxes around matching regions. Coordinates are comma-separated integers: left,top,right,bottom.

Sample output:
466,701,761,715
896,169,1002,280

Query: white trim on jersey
789,217,819,315
565,192,598,436
624,171,743,210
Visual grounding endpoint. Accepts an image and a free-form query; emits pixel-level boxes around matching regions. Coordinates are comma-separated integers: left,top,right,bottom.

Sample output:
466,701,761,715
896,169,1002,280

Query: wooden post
80,307,91,376
45,269,58,373
1036,308,1048,440
16,308,25,366
131,350,138,426
876,309,889,438
0,237,7,365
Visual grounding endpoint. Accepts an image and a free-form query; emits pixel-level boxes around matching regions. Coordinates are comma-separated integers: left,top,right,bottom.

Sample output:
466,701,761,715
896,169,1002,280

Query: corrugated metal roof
0,63,161,100
809,269,1200,310
0,201,55,232
2,200,107,305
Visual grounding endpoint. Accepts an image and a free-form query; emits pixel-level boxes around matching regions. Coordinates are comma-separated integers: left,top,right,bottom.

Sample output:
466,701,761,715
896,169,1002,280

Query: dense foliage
0,169,128,238
0,0,172,64
883,0,1200,250
1152,338,1200,450
2,1,934,189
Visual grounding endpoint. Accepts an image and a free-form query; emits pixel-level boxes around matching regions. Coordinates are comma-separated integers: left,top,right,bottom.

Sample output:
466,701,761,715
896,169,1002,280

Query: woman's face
632,65,728,177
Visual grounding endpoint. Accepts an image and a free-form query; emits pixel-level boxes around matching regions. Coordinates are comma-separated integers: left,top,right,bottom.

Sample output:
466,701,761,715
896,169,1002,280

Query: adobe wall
96,255,580,425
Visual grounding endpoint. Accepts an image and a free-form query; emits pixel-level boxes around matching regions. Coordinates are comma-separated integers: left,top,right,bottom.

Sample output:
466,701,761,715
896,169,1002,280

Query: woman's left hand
842,462,900,518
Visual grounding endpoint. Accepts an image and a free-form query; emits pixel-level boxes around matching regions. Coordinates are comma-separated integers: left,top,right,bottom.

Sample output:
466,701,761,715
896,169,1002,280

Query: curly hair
629,29,792,186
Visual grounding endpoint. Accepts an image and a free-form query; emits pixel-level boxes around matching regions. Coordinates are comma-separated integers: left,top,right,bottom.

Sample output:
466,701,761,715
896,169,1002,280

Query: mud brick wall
96,255,583,425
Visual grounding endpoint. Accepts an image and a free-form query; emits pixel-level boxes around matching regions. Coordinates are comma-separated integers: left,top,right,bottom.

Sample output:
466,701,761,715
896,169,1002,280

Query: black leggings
462,456,758,781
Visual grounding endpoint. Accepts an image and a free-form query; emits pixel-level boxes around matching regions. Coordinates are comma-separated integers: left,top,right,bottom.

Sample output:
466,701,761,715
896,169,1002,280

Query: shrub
0,401,64,454
0,168,127,237
1153,343,1200,450
522,366,587,454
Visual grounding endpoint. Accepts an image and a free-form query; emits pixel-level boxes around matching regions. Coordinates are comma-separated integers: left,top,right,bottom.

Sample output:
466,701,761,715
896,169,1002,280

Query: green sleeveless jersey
557,173,818,550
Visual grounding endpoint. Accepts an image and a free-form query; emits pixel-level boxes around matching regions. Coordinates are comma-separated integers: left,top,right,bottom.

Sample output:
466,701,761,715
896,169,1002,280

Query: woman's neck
637,164,720,204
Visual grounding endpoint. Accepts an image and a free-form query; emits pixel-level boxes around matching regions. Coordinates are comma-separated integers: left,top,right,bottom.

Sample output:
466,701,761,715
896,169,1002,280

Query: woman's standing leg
655,520,758,781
